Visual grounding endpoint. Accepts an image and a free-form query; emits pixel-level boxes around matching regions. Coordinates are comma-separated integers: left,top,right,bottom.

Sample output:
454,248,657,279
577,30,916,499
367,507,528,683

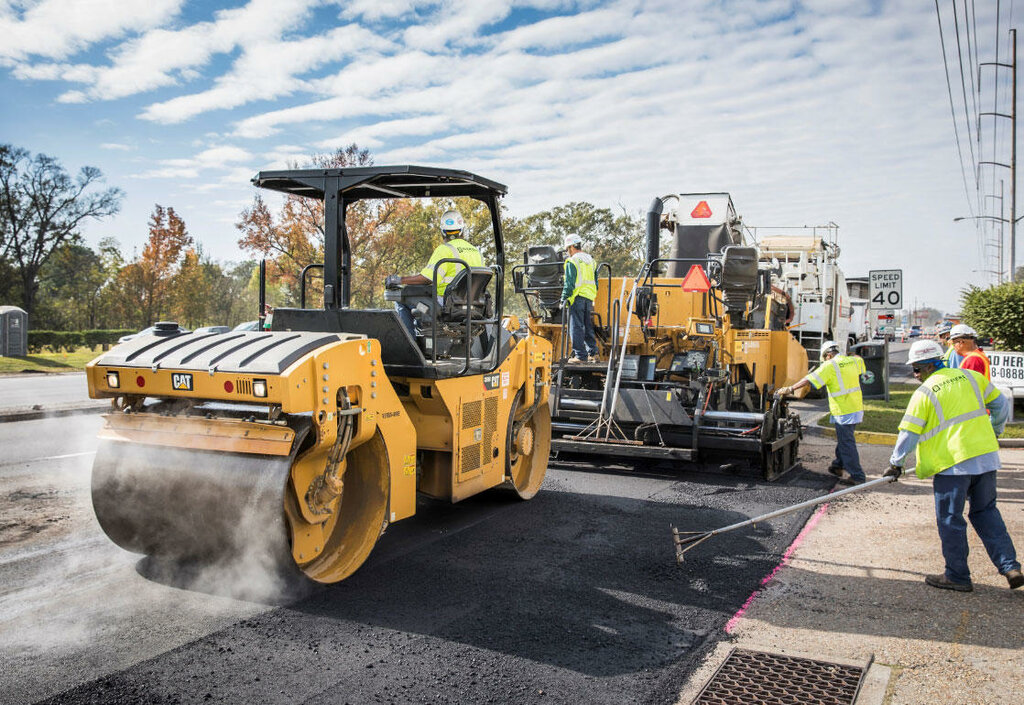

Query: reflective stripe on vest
962,349,991,380
899,368,1000,479
807,355,864,417
566,252,597,304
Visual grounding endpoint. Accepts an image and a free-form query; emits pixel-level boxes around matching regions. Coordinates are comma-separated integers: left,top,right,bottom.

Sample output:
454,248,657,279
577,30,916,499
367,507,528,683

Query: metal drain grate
693,648,867,705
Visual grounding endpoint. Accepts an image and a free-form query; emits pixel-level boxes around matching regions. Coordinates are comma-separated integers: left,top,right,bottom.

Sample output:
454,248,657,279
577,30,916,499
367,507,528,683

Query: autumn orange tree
106,205,193,327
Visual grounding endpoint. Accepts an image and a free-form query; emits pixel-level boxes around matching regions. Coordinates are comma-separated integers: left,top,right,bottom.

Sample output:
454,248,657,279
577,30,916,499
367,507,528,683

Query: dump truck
513,193,807,480
85,166,552,583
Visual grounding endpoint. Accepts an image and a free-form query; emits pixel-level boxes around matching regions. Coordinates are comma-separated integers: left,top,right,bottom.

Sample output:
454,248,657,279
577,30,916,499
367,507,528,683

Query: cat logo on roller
171,373,193,391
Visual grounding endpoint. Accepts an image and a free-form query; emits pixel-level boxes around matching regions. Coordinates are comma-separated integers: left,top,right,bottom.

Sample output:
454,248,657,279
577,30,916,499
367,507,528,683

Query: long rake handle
672,475,896,563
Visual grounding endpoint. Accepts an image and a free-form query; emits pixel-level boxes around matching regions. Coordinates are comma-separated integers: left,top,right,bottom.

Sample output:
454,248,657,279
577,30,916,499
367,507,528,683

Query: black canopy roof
252,165,507,201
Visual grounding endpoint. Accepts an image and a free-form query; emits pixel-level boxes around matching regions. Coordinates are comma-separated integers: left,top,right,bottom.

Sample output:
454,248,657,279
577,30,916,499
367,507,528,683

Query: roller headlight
252,379,268,398
106,371,120,388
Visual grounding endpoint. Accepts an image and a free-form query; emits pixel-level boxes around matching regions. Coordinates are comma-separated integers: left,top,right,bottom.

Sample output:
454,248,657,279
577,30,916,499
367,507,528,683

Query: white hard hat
935,321,952,335
949,323,976,340
562,233,582,250
820,340,840,357
440,210,465,238
908,339,945,364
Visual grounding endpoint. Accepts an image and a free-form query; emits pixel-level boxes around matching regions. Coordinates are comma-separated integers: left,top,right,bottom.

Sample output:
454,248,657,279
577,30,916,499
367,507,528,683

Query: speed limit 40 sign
869,269,903,310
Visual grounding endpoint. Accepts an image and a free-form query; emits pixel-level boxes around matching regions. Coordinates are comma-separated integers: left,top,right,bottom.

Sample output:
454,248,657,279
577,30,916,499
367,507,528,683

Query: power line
953,0,981,219
937,0,978,215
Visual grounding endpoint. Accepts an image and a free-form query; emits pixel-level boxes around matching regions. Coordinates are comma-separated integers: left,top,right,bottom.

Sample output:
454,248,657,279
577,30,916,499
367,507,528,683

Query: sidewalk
676,437,1024,705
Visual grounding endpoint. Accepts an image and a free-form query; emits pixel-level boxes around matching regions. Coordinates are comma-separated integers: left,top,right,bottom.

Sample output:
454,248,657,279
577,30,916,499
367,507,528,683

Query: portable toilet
0,306,28,357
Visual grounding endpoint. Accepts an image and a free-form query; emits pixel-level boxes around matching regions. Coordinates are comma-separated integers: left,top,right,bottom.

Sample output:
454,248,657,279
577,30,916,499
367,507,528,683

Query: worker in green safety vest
559,233,598,363
934,321,954,364
886,339,1021,592
777,341,867,486
385,209,483,335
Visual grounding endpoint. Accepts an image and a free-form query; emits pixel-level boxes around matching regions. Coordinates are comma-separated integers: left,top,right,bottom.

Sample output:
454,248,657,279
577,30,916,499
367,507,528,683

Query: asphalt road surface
0,411,850,705
0,372,89,408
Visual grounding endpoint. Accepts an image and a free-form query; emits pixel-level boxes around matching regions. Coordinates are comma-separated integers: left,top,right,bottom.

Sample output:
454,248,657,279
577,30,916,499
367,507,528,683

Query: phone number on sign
992,366,1024,381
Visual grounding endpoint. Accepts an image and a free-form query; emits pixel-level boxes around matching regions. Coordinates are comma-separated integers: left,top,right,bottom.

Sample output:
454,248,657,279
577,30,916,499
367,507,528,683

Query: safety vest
806,354,866,417
420,238,483,296
565,252,597,304
898,368,1001,479
942,345,953,364
961,349,991,380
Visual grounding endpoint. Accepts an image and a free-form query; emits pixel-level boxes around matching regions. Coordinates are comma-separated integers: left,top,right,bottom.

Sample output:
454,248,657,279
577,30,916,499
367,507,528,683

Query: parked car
894,327,907,341
118,324,189,343
193,325,230,335
909,325,921,338
232,320,260,331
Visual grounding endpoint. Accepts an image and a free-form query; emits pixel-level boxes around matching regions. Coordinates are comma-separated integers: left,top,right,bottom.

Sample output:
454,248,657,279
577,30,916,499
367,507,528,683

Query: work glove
775,386,791,397
883,464,903,480
384,274,402,289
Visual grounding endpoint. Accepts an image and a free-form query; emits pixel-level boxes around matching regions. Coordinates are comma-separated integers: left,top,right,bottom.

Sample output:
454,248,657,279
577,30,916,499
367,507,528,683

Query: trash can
850,340,888,400
0,305,28,357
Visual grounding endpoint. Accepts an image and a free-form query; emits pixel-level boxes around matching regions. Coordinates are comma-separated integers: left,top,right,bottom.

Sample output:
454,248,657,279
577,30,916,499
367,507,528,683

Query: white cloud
0,0,182,62
99,143,132,151
139,23,393,123
0,0,1005,308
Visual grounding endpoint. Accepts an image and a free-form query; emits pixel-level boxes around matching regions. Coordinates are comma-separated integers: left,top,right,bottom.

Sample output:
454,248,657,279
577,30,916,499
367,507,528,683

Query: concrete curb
808,422,1024,448
0,402,108,423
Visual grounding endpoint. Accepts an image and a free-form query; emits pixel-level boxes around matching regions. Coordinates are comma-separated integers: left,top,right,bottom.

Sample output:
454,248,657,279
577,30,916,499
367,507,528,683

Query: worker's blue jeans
933,471,1020,584
568,297,597,360
832,422,865,482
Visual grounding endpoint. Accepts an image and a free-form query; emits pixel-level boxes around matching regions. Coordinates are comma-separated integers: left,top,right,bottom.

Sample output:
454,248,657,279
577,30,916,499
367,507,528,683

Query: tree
960,280,1024,351
105,205,193,327
0,144,122,315
34,242,115,329
517,202,645,278
237,145,432,308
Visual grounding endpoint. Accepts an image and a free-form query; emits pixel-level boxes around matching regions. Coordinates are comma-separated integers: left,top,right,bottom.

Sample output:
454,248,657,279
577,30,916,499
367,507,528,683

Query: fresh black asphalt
38,450,836,705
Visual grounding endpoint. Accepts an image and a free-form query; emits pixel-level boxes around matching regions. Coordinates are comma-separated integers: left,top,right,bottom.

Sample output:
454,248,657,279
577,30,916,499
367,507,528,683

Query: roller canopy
253,165,508,201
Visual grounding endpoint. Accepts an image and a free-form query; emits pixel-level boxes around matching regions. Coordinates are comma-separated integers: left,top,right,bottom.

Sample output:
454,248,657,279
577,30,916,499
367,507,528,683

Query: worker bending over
947,323,991,380
778,341,866,486
385,209,482,336
560,234,598,363
886,339,1021,592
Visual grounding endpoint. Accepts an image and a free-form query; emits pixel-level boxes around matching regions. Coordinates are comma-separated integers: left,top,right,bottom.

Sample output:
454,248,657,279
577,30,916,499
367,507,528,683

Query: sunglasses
912,365,929,374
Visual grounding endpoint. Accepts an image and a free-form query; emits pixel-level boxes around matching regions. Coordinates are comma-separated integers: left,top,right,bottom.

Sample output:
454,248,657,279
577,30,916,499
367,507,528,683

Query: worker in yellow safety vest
560,233,598,363
385,209,483,335
947,323,991,380
886,339,1021,592
777,341,866,486
933,321,953,364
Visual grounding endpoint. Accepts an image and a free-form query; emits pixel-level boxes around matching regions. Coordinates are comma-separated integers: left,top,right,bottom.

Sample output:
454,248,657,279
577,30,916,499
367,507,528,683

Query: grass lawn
816,382,1024,439
0,348,98,373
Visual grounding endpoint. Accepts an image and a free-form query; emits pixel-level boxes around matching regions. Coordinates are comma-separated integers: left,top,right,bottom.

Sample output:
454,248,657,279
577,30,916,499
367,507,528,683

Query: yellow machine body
86,327,551,584
530,275,807,389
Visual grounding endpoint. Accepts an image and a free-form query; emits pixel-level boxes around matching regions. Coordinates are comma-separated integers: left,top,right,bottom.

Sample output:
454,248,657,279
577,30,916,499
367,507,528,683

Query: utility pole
1012,28,1017,282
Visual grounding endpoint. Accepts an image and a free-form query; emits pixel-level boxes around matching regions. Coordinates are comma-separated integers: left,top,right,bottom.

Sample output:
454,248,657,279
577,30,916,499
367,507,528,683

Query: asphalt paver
35,452,837,705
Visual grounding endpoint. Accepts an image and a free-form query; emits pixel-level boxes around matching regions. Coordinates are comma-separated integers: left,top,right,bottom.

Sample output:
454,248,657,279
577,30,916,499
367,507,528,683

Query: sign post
869,270,903,310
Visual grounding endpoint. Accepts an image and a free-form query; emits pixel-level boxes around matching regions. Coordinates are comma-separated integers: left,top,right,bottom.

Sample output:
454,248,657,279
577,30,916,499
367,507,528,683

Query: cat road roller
85,166,552,583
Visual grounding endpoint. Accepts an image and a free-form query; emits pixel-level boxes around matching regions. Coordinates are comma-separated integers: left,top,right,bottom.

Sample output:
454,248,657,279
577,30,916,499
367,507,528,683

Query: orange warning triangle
690,200,712,218
680,264,712,292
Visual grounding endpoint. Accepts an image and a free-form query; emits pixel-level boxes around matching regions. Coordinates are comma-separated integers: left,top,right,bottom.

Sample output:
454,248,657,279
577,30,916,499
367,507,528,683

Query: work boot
1004,568,1024,590
925,574,973,592
828,465,844,478
836,470,856,486
567,356,583,364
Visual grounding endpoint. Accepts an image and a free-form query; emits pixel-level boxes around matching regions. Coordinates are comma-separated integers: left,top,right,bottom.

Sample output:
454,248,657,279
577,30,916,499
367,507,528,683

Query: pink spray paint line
724,502,830,635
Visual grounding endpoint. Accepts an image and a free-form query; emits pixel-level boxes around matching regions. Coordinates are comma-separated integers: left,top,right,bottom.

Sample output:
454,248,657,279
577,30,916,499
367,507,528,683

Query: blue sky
1,0,1017,314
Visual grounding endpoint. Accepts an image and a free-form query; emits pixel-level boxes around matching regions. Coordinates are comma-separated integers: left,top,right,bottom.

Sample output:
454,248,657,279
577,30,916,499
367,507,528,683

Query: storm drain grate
692,648,867,705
